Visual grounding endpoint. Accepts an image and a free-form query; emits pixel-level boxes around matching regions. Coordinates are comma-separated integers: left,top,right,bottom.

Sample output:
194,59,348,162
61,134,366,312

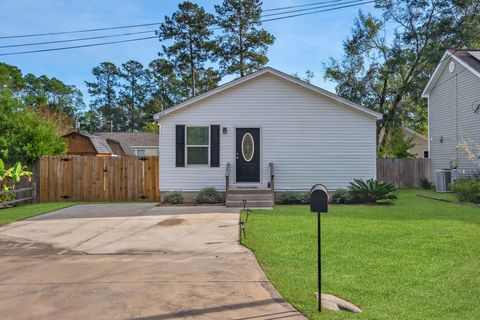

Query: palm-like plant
0,159,32,202
348,179,397,203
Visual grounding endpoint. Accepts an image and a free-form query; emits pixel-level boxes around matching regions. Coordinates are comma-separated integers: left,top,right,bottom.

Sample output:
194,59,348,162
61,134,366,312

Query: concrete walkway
0,204,305,320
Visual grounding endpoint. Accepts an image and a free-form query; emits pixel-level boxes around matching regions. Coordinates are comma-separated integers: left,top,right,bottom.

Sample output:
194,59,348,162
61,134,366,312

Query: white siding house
154,68,381,203
422,49,480,183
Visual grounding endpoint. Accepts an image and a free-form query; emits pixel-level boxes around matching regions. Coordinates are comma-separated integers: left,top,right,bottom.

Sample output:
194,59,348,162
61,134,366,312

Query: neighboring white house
422,49,480,184
154,67,382,206
403,127,428,158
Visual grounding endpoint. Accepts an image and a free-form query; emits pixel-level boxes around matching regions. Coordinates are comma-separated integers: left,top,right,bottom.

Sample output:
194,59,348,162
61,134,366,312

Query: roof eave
422,50,451,97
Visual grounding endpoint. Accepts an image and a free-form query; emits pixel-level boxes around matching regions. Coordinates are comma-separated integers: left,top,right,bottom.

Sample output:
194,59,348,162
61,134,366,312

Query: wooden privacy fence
377,158,431,188
0,184,37,208
39,156,160,202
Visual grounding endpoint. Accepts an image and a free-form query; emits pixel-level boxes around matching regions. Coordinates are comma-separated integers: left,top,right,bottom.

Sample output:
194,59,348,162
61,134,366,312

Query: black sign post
310,184,328,312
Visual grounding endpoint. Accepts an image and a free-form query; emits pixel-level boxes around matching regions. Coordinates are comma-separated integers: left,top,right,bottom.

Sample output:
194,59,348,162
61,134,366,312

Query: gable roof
63,130,126,155
422,49,480,97
153,67,382,120
403,127,427,141
96,132,159,156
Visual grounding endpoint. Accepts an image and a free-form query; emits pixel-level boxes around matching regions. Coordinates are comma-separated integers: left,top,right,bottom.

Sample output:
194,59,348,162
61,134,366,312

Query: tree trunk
188,32,195,97
239,20,244,77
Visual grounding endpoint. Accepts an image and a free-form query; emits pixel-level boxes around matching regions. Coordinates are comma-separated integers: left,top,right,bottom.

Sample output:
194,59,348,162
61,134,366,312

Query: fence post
32,182,37,203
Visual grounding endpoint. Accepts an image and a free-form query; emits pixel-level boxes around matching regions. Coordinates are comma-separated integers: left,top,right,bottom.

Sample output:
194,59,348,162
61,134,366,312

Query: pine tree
215,0,275,77
119,60,148,132
146,58,182,111
158,1,218,97
85,62,122,131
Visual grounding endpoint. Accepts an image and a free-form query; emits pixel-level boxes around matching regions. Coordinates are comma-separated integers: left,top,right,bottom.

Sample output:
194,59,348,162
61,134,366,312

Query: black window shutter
210,125,220,167
176,125,185,167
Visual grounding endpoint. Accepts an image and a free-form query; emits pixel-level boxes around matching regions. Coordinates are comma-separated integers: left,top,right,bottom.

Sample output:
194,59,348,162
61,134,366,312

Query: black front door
236,128,260,182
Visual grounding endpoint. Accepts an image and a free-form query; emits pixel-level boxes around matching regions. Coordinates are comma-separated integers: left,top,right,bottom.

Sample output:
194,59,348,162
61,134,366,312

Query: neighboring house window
136,149,145,156
186,126,209,165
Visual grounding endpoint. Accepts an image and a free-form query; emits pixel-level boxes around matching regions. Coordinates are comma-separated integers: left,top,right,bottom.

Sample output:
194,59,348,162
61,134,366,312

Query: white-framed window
186,126,209,165
135,149,145,156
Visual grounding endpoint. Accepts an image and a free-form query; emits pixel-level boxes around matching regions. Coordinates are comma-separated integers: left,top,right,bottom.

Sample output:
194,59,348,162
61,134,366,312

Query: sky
0,0,380,106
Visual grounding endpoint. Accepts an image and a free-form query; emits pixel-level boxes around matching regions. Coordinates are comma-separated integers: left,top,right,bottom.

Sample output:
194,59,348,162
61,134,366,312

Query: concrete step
226,200,273,208
227,188,271,195
226,194,273,201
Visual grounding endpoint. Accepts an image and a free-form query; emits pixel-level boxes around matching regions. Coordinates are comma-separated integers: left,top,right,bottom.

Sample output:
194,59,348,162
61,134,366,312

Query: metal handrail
225,163,231,194
269,162,275,198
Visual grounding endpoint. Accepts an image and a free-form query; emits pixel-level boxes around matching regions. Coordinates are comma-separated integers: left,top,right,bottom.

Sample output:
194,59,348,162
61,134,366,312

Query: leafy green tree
85,62,122,131
215,0,275,77
119,60,149,131
0,90,66,166
23,75,84,116
324,0,480,153
0,62,77,165
158,1,218,97
0,63,24,95
378,129,416,158
195,67,222,93
0,63,83,119
78,109,102,133
141,122,159,133
147,58,182,111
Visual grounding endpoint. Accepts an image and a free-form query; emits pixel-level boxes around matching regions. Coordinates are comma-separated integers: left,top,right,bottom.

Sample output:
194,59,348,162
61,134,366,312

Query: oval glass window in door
241,133,254,162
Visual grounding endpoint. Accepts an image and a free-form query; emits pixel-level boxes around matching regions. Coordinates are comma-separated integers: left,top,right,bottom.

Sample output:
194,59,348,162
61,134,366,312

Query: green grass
241,190,480,320
0,202,78,226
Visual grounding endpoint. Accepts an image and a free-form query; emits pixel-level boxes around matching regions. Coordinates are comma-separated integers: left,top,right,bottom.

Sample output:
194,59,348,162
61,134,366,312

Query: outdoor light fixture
222,127,228,134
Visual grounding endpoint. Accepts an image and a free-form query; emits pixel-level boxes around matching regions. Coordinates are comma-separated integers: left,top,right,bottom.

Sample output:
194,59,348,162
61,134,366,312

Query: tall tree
119,60,148,132
215,0,275,77
0,63,66,165
21,74,84,116
147,58,181,111
158,1,218,97
85,62,122,131
78,109,102,133
324,0,480,153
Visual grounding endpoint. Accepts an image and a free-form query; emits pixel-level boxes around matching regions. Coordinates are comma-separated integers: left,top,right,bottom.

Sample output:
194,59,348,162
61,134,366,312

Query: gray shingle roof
95,132,159,156
452,49,480,74
79,131,113,154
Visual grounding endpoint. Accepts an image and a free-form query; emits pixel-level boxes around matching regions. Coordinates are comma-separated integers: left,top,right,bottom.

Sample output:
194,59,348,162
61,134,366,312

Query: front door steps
225,186,273,208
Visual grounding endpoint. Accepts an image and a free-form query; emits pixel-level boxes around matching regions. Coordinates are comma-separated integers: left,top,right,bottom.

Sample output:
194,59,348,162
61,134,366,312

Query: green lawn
0,202,78,226
241,190,480,320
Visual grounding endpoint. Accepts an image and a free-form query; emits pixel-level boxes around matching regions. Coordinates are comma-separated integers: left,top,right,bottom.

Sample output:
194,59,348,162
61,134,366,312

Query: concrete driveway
0,204,304,320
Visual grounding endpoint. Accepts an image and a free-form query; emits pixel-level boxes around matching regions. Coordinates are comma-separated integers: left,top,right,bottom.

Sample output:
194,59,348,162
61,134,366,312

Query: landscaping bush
164,191,184,205
196,187,222,204
0,159,32,203
420,178,434,190
451,178,480,204
348,178,397,203
332,188,353,204
281,191,310,204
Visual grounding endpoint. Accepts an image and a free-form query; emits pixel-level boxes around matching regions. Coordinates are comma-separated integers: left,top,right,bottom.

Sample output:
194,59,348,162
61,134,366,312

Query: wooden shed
62,130,126,156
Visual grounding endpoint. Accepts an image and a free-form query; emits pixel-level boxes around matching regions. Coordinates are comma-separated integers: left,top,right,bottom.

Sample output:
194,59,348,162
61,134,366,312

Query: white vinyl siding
429,58,480,182
159,73,377,192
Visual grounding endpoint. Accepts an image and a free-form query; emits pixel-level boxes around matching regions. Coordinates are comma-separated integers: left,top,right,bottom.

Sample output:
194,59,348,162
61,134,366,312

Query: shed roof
75,131,113,154
63,130,127,155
